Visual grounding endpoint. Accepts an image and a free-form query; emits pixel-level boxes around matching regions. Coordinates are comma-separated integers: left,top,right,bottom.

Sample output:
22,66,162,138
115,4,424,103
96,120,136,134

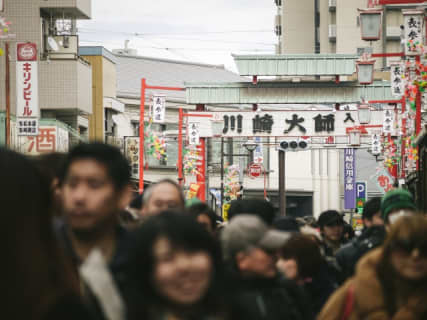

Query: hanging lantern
356,59,376,84
349,129,361,146
358,8,383,41
358,103,371,124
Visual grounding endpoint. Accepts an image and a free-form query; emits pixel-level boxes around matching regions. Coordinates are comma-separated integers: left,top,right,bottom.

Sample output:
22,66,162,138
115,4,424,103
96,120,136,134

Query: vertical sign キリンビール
344,148,356,209
16,42,39,136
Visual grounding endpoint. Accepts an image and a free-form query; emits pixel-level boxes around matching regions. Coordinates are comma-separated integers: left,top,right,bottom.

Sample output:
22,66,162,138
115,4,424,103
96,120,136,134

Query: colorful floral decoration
223,164,240,202
0,16,12,57
144,118,167,162
183,145,202,176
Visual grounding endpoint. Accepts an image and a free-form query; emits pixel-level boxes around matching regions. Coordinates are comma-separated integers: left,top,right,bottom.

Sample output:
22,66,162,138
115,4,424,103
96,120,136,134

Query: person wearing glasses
318,215,427,320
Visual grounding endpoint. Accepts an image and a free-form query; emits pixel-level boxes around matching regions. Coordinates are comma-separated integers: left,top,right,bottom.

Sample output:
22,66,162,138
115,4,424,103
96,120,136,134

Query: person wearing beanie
381,188,417,229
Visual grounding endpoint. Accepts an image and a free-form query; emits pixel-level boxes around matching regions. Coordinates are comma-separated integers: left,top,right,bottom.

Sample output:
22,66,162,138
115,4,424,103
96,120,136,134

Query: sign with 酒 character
344,148,356,209
152,95,165,123
16,43,39,133
18,125,69,155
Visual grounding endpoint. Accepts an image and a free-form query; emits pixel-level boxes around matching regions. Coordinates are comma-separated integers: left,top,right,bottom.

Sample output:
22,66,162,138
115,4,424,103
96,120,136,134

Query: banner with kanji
18,125,69,155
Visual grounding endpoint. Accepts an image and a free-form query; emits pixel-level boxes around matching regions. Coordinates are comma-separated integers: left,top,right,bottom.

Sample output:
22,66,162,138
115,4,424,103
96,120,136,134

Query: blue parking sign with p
356,182,366,199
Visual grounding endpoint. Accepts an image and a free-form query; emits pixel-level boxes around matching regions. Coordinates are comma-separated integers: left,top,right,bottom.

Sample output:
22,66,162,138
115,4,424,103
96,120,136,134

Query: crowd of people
2,142,427,320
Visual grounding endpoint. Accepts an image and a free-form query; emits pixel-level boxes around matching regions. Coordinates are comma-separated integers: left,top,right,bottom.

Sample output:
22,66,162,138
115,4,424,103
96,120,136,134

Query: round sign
17,43,37,61
248,163,262,179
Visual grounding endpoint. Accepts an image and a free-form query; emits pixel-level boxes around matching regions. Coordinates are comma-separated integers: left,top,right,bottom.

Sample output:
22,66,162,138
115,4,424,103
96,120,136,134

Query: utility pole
278,150,286,215
5,42,10,147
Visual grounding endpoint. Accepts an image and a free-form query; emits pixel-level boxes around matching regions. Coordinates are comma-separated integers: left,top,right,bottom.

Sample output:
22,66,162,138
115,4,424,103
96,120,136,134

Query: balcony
40,0,91,19
48,35,79,60
329,24,337,41
39,58,92,114
329,0,336,11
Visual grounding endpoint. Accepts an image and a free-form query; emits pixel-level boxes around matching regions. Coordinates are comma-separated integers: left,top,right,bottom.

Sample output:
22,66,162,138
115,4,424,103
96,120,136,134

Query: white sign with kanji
17,117,38,136
16,43,39,120
152,95,165,123
383,109,394,134
390,64,404,97
124,137,140,179
188,122,200,145
371,132,381,155
404,12,423,56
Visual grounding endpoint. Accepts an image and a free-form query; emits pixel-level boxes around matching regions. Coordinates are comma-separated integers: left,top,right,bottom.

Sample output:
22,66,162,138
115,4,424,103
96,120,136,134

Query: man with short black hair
317,210,346,258
336,197,386,280
57,142,133,319
140,179,185,217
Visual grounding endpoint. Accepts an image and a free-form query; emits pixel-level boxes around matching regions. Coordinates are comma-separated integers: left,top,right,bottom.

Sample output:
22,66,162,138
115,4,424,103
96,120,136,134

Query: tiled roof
114,54,245,102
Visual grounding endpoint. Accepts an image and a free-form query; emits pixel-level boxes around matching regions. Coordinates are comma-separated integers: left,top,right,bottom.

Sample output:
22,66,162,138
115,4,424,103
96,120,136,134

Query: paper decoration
224,164,240,203
152,95,165,123
145,131,167,161
183,145,202,176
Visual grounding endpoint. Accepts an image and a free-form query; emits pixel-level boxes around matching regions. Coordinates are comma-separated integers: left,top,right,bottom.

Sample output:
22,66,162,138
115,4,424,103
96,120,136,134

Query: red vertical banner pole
178,108,184,186
401,97,406,178
196,138,206,201
139,78,146,194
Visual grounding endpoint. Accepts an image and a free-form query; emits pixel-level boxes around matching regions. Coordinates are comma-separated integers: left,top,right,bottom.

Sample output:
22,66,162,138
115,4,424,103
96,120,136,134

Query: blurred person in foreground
0,148,92,320
318,215,427,320
278,234,339,318
221,214,311,320
124,211,233,320
227,198,276,226
336,197,386,281
57,142,133,319
140,179,185,218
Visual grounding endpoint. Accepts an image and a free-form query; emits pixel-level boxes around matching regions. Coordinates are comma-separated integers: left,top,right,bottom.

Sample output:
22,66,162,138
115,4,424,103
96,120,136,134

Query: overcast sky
78,0,277,72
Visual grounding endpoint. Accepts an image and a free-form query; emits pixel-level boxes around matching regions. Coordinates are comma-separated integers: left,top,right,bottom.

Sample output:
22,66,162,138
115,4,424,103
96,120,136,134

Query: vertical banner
344,148,356,209
390,63,404,97
403,11,423,56
253,137,263,164
152,95,165,123
383,109,394,134
16,42,39,136
124,137,140,179
188,122,200,145
371,132,381,155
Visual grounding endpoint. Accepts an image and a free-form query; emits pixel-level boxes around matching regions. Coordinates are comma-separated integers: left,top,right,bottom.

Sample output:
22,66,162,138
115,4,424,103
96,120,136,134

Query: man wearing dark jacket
56,143,133,320
336,197,386,281
220,214,311,320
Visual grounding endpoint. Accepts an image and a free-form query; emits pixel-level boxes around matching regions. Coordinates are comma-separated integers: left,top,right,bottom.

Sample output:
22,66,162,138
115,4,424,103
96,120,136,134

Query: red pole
415,55,421,171
196,138,206,201
178,108,184,186
5,42,10,147
139,78,146,194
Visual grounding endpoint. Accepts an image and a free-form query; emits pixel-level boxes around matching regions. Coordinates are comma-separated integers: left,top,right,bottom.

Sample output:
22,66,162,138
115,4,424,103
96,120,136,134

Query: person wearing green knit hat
381,188,417,228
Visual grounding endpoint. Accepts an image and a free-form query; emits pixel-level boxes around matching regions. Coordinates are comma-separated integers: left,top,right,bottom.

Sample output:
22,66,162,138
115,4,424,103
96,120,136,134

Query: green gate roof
185,81,394,105
232,54,358,76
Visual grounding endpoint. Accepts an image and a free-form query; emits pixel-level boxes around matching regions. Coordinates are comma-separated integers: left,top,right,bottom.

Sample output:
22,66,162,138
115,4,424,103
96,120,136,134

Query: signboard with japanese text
17,117,38,136
404,12,423,56
124,136,140,179
344,148,356,209
18,125,69,155
188,122,200,145
152,95,165,123
187,110,384,139
390,64,404,97
383,109,394,134
16,43,39,133
372,168,394,194
371,132,381,155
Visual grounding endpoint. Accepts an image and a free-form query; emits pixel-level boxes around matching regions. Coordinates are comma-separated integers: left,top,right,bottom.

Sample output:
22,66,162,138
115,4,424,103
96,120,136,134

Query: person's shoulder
43,294,95,320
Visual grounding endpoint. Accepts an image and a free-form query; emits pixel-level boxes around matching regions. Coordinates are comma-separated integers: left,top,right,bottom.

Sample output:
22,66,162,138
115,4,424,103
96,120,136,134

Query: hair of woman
0,148,79,319
125,211,225,318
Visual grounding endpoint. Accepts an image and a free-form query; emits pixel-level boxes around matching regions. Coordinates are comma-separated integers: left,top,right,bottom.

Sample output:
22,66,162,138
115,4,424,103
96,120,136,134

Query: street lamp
358,103,371,124
356,58,376,85
243,138,258,152
358,8,383,41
